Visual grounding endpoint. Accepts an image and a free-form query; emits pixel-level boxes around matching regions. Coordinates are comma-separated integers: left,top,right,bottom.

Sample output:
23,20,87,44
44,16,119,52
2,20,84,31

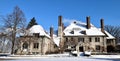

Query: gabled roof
104,31,115,39
63,21,105,36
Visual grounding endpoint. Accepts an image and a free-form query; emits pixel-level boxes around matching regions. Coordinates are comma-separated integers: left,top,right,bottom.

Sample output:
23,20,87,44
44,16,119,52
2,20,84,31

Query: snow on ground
0,57,120,61
0,54,120,61
91,55,120,59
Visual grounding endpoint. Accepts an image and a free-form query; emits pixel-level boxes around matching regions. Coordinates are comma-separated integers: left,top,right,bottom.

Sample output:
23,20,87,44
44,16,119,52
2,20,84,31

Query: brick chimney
58,15,63,37
58,16,64,53
86,16,91,29
101,18,104,33
50,26,54,39
58,16,62,26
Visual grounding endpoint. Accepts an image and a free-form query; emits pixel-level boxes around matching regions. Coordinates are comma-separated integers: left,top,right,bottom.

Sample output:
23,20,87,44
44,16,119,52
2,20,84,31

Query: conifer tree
27,17,38,29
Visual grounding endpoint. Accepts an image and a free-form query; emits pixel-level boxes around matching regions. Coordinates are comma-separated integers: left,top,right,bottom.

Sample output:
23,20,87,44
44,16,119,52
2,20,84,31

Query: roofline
63,35,105,37
20,35,51,39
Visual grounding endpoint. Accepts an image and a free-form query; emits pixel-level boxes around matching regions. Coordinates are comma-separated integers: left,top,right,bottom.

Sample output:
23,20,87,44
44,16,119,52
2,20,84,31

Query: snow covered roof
104,31,115,39
63,21,105,36
53,34,60,46
28,25,50,38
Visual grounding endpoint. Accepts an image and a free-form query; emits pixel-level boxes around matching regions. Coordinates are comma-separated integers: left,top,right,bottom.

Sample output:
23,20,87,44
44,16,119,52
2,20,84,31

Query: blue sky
0,0,120,31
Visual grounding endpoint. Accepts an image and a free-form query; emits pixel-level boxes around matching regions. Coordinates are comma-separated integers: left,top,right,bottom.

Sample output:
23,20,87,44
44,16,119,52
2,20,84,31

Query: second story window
89,37,92,42
95,37,100,42
78,38,84,42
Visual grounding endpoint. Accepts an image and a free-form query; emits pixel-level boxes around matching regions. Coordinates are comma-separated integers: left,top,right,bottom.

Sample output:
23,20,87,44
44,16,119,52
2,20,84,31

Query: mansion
17,16,115,55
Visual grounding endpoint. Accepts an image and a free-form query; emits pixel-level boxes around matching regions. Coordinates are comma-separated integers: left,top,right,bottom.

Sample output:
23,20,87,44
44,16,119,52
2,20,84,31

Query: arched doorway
79,46,83,52
22,42,28,49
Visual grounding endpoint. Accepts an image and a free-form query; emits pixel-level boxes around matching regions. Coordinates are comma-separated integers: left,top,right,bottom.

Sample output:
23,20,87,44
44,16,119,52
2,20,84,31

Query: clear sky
0,0,120,31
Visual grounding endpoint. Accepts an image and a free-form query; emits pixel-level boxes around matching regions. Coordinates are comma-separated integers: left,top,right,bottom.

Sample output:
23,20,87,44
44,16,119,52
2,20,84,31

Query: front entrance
79,46,83,52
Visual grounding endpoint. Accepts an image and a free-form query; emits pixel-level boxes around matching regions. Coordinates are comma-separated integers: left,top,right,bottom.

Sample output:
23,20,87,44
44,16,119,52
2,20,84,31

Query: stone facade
17,35,58,55
64,36,107,53
58,16,115,53
17,25,58,55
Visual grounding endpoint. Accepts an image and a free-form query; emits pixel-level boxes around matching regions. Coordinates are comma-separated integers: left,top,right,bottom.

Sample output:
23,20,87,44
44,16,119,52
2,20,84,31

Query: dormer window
73,21,77,24
80,30,86,35
33,33,40,37
70,31,74,34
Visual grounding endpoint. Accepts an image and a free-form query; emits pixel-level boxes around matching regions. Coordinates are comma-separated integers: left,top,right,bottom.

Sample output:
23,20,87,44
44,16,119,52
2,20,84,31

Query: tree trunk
11,28,16,54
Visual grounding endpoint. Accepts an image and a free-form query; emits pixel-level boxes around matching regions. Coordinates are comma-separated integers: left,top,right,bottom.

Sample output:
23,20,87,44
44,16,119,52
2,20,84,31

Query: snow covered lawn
0,54,120,61
0,57,120,61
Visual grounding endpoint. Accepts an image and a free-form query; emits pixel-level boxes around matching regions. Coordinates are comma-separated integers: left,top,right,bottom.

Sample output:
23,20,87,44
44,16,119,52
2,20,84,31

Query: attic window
33,33,40,37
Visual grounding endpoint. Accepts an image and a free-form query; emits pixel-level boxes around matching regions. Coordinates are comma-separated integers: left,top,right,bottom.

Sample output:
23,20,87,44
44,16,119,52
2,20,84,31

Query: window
71,37,74,41
66,38,68,42
80,31,86,34
23,42,28,49
96,45,100,51
33,33,39,37
89,37,92,42
95,37,100,42
78,38,84,42
107,39,113,44
33,43,39,49
70,31,74,34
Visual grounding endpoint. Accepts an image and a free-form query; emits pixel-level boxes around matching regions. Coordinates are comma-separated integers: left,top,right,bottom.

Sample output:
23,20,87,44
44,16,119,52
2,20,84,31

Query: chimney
62,23,64,31
58,16,62,26
86,16,91,29
50,26,54,39
101,18,104,33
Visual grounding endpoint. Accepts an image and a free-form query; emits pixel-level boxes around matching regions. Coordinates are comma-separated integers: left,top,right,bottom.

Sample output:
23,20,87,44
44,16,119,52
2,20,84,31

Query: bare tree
105,25,120,43
2,6,26,54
